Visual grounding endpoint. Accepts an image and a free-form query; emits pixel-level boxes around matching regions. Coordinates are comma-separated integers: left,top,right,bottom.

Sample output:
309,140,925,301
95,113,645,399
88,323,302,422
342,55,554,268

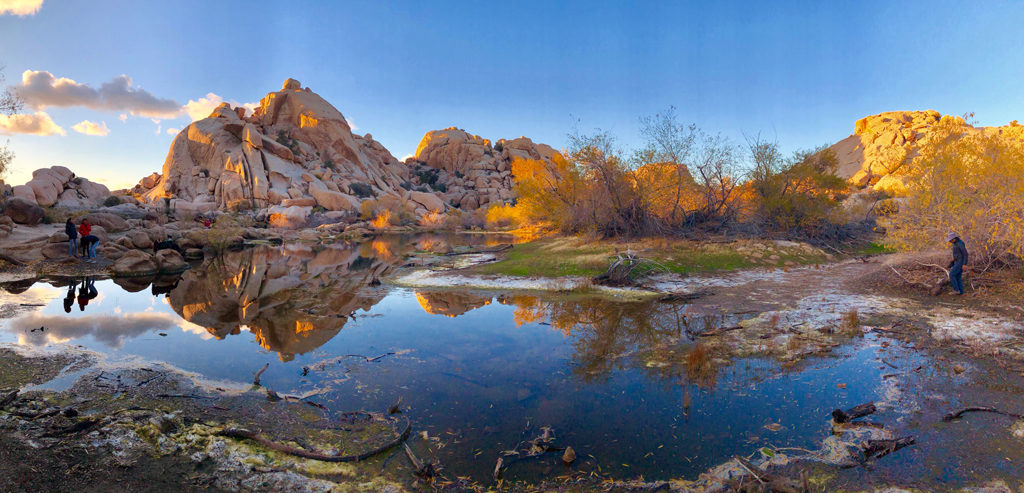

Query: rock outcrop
14,166,111,208
3,197,44,225
142,78,410,222
407,128,558,210
828,111,1024,195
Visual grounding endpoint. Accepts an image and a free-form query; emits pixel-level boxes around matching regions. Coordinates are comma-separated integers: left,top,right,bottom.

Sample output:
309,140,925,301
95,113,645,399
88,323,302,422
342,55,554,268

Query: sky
2,0,1024,188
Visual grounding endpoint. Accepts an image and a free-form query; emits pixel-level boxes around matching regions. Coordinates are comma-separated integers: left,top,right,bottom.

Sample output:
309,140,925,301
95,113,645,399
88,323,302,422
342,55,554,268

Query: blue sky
1,0,1023,188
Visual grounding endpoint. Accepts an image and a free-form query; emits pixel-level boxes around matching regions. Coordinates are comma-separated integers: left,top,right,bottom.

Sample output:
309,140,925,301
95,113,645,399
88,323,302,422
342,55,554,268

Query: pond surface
2,236,1023,487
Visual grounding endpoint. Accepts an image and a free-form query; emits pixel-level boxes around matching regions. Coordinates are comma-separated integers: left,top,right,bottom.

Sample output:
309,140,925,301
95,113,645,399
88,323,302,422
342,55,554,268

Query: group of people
65,218,100,259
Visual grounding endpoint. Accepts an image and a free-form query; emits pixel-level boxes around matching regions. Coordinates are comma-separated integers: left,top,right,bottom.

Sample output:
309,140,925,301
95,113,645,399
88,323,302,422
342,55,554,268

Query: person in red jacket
77,219,92,256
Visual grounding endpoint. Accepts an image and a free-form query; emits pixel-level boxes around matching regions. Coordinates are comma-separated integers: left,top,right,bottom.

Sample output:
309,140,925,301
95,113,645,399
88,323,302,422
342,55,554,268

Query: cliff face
828,111,1024,195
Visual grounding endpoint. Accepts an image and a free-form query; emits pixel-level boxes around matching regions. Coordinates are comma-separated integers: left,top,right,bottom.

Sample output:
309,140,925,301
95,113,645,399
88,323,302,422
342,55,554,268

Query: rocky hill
828,110,1024,195
133,79,558,226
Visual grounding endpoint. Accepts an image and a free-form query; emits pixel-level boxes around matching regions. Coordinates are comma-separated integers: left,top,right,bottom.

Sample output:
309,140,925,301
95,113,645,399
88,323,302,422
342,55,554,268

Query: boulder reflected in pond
414,291,492,318
166,244,400,361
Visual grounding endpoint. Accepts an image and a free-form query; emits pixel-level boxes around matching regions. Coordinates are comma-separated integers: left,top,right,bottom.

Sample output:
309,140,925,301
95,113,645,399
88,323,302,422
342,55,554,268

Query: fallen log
217,417,411,462
253,363,269,386
831,402,876,423
862,436,915,460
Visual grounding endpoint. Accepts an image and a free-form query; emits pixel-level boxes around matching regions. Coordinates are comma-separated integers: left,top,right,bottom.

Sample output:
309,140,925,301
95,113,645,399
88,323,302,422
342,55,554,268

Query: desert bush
747,138,848,236
419,209,444,228
349,182,374,198
361,195,416,226
103,195,121,207
883,119,1024,270
484,203,522,229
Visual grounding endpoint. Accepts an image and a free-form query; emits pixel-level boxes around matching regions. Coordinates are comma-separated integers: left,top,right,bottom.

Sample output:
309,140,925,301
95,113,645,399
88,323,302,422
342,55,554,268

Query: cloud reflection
8,311,201,348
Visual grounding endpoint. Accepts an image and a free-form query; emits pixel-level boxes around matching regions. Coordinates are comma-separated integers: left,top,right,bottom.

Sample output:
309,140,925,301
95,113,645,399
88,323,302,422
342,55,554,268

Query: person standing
945,232,968,295
77,219,92,256
65,218,78,257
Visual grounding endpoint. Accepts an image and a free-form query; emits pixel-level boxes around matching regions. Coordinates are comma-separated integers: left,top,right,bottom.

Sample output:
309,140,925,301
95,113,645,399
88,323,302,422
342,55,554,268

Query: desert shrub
442,209,464,230
361,195,416,226
103,195,121,207
485,203,523,229
494,141,504,152
747,139,848,236
42,207,73,224
399,181,413,191
419,209,444,228
192,214,246,253
323,159,336,171
415,167,439,186
431,182,447,193
883,119,1024,270
349,182,374,198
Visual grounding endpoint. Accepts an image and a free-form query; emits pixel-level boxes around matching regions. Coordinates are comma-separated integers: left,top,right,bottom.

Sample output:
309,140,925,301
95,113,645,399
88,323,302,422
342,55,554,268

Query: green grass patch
470,237,828,278
856,242,895,255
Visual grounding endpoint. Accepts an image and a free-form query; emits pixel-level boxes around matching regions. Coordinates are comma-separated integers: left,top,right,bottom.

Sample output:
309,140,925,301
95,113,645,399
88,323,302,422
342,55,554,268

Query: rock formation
12,165,110,208
407,127,558,210
130,79,560,225
141,78,411,221
828,111,1024,195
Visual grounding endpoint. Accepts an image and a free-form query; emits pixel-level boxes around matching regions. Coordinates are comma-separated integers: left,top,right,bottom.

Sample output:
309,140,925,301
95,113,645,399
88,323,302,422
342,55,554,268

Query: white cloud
154,124,161,135
182,92,257,122
17,70,182,119
0,111,65,136
118,113,128,123
166,127,180,135
345,117,358,131
0,0,43,16
400,153,415,162
71,119,110,136
9,311,193,349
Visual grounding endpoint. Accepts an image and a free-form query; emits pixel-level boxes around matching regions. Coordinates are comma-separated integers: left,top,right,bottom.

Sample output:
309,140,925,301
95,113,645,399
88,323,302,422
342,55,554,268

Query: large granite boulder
154,249,187,274
141,78,412,222
3,197,44,225
111,250,158,277
21,166,111,208
82,212,129,232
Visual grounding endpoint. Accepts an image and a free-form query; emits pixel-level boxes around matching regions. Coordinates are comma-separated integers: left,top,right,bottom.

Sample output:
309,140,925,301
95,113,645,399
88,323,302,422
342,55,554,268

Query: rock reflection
166,243,400,361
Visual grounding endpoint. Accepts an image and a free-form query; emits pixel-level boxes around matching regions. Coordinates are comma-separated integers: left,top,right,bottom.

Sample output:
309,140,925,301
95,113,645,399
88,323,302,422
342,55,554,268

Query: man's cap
945,231,958,242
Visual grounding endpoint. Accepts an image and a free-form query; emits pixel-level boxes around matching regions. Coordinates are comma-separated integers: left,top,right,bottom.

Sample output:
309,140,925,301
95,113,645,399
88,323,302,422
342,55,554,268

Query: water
1,237,1022,486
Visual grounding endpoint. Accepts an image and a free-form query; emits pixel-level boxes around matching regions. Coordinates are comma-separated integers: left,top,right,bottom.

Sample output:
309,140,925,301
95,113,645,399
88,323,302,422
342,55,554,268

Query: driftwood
253,363,269,386
887,265,950,296
862,437,915,461
697,325,742,337
942,406,1024,422
733,456,807,493
831,402,876,423
403,443,437,480
217,417,411,462
492,426,567,480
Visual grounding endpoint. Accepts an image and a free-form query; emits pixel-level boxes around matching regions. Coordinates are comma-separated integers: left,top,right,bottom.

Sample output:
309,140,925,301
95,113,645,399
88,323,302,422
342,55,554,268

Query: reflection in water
167,244,393,361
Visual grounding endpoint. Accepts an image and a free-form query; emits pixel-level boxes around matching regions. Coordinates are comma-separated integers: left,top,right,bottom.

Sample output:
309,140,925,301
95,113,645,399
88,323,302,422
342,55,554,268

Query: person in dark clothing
65,218,79,257
81,234,99,259
153,236,181,254
945,232,968,295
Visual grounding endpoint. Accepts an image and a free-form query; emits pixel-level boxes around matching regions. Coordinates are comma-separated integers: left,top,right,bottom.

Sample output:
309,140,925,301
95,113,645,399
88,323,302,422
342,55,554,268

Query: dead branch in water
217,417,411,462
253,363,269,386
942,406,1024,422
831,402,877,424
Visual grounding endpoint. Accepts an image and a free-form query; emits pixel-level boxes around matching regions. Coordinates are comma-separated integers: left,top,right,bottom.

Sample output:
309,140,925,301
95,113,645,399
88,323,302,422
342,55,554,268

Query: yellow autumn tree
883,119,1024,269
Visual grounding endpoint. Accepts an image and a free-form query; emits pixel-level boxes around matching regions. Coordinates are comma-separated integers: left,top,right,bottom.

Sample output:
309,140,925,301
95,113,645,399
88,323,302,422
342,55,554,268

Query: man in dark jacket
945,232,968,295
65,218,78,257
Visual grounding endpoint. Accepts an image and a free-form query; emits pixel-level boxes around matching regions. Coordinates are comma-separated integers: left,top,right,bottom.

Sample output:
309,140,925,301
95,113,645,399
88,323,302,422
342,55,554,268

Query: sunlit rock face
829,111,1024,195
166,245,396,361
141,78,409,220
407,127,558,210
414,291,492,317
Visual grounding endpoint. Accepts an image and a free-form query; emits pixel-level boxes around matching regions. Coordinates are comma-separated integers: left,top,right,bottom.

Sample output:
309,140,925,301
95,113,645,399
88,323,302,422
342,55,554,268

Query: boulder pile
828,110,1024,195
11,166,110,208
406,128,557,210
